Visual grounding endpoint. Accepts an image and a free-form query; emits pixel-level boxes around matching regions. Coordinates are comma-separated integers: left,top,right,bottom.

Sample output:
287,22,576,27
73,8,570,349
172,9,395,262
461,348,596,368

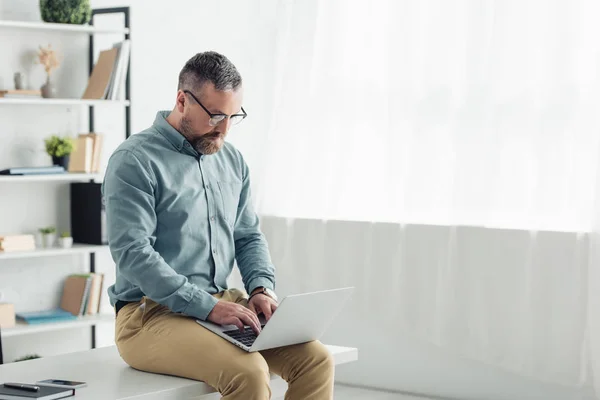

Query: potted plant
58,231,73,249
39,0,92,25
36,44,60,98
45,135,74,169
39,226,56,248
14,354,42,362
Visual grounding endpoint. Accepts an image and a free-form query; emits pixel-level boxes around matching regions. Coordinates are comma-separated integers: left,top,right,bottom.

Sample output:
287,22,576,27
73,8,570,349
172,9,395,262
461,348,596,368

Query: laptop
196,287,354,352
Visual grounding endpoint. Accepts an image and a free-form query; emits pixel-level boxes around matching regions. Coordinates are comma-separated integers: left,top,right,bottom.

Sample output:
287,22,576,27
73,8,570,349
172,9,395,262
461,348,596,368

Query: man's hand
207,300,262,335
248,294,278,322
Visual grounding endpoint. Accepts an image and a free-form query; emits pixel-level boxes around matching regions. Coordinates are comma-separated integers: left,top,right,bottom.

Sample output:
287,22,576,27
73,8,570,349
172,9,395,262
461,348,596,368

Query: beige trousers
114,288,335,399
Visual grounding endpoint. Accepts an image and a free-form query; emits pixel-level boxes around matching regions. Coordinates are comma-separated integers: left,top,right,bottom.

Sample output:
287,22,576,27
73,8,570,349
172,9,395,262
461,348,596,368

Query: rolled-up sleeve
103,150,218,320
233,159,276,295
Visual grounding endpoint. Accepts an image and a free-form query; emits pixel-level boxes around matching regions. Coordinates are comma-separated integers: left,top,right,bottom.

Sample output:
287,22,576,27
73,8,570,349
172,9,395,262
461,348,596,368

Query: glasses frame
183,89,247,127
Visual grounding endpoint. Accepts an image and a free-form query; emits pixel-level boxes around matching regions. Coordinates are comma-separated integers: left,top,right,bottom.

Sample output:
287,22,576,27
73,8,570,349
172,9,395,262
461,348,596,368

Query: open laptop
196,287,354,352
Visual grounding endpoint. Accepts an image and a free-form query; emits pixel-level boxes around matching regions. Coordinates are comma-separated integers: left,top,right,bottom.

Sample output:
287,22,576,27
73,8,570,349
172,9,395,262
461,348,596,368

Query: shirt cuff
183,289,219,321
247,277,275,296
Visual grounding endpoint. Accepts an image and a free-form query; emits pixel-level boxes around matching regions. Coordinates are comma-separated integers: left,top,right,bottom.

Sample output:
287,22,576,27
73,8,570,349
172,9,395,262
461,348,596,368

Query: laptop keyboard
223,326,264,347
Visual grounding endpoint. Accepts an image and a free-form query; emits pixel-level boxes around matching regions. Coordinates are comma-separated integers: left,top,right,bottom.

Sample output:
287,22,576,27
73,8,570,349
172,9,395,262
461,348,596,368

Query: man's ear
175,90,186,113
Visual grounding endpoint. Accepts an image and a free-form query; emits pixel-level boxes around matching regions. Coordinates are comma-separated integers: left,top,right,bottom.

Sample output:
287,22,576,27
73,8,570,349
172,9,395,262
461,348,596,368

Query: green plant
45,135,74,157
39,0,92,24
60,231,71,238
39,226,56,235
14,354,42,362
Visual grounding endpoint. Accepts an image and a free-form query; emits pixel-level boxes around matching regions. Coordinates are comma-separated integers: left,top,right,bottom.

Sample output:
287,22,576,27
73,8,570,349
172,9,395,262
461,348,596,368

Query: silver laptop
196,287,354,352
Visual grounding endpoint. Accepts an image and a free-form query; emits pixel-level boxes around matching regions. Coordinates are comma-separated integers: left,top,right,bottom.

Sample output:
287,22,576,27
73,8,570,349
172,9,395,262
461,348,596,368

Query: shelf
0,98,129,106
2,314,114,338
0,244,108,260
0,20,130,34
0,173,102,183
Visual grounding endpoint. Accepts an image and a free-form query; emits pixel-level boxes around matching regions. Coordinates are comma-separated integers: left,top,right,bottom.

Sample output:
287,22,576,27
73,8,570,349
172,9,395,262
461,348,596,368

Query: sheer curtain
246,0,600,396
256,0,600,232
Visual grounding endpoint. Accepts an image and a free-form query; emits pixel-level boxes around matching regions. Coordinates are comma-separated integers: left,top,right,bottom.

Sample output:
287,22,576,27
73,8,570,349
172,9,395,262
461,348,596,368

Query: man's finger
239,312,261,335
248,306,262,328
248,302,258,315
263,301,273,321
238,305,260,330
240,305,260,326
225,316,244,333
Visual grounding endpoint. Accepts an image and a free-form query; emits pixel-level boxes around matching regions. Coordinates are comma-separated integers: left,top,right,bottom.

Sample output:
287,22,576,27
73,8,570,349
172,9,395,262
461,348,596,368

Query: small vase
52,155,70,170
41,76,57,98
42,233,56,248
58,237,73,249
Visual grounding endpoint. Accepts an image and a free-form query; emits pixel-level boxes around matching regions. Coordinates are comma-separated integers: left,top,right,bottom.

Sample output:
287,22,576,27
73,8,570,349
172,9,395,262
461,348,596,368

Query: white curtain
244,0,600,396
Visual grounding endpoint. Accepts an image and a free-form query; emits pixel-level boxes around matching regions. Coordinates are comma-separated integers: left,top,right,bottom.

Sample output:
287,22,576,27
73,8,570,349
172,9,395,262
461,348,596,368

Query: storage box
0,303,16,329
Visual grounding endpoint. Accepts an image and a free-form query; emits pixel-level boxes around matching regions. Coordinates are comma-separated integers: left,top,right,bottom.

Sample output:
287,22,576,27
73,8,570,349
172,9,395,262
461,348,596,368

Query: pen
3,383,40,392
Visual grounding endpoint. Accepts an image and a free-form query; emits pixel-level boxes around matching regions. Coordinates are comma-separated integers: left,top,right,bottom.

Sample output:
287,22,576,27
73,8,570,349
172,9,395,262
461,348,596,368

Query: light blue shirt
102,111,276,321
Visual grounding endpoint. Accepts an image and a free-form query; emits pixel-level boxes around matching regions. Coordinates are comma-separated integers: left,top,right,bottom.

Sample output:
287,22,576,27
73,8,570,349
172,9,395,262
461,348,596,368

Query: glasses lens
230,115,245,125
209,116,226,126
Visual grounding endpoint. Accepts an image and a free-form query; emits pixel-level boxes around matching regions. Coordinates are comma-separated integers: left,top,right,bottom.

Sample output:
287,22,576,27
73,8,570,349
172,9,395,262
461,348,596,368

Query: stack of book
15,273,105,325
0,234,35,252
0,89,41,98
68,133,104,173
59,273,105,316
82,39,130,100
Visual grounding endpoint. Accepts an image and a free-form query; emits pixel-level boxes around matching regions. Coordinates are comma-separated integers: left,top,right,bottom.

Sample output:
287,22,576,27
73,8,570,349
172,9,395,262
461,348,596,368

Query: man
102,51,334,399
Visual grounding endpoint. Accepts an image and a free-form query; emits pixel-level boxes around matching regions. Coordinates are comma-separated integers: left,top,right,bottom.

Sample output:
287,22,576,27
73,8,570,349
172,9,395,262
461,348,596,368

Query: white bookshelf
0,20,129,35
0,173,102,183
0,244,108,260
3,314,114,338
0,98,130,106
0,8,130,362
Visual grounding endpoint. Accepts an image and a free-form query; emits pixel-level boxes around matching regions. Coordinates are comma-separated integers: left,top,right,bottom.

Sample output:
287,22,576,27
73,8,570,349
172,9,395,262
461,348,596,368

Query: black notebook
0,384,74,400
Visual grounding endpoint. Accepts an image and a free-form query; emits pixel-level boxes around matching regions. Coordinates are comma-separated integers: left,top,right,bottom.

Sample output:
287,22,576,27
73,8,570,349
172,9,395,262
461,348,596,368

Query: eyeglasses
183,90,247,127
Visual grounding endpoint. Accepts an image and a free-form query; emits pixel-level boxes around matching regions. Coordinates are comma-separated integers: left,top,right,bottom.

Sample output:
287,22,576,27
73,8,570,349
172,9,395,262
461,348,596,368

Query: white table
0,345,358,399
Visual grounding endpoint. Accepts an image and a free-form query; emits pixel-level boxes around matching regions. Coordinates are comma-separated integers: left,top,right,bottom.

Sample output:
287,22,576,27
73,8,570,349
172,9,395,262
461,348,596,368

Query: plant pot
52,155,70,169
40,0,92,24
58,237,73,249
42,233,56,248
41,76,57,98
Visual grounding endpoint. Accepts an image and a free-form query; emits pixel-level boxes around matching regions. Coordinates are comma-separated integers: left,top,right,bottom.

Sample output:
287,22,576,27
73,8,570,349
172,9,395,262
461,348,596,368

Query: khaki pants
114,289,335,399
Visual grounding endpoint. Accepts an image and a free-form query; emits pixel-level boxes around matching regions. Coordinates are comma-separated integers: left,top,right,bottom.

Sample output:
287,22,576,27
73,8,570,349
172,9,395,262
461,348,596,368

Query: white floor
334,384,434,399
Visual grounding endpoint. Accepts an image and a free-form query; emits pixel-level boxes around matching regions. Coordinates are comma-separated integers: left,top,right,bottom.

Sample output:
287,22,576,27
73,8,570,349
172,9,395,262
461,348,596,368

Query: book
67,136,94,173
81,48,119,99
108,40,130,100
59,275,91,316
15,309,77,325
0,235,35,252
0,383,74,399
77,133,104,173
0,167,65,176
0,90,42,98
85,273,104,315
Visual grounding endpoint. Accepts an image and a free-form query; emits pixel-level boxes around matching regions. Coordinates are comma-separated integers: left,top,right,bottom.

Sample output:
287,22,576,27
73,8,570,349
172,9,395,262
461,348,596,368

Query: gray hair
178,51,242,93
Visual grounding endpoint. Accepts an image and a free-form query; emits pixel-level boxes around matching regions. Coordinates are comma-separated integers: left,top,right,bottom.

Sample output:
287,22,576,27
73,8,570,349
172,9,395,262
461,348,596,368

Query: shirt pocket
217,180,242,227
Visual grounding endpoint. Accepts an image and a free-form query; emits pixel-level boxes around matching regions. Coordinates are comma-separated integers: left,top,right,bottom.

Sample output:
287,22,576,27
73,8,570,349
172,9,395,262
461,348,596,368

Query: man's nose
218,117,232,133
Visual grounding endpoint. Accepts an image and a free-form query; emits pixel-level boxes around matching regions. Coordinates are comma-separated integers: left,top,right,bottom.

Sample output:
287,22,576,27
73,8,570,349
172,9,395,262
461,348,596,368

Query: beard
180,116,224,155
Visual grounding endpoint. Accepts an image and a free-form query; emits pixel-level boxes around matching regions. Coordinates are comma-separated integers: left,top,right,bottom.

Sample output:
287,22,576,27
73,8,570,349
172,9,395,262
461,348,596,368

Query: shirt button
212,249,217,254
210,216,215,222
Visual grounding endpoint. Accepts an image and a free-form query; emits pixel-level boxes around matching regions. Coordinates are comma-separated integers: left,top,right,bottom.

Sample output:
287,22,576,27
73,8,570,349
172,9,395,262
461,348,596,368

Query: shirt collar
153,110,199,156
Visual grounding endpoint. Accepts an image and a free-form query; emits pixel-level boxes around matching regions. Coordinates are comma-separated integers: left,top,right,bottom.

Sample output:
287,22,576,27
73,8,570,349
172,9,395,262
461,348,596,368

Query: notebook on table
0,383,74,399
0,167,66,176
